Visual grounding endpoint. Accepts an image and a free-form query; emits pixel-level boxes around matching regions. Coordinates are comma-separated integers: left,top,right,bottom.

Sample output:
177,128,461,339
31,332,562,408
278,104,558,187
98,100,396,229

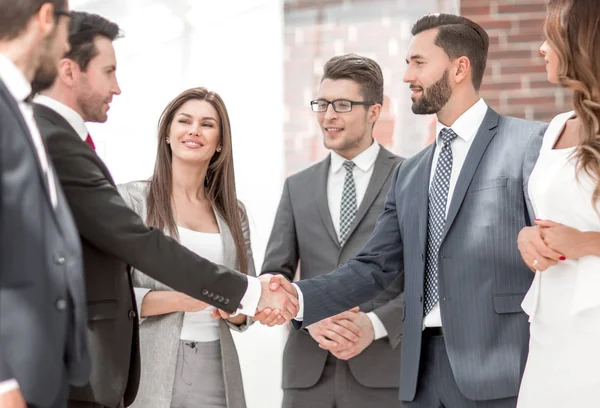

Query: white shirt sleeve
292,283,304,321
366,312,388,340
235,275,262,317
0,379,19,395
133,287,152,324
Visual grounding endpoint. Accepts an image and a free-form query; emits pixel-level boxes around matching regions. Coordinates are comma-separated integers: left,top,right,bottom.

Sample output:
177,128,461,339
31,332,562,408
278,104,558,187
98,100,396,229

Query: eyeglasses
310,99,374,113
54,8,71,19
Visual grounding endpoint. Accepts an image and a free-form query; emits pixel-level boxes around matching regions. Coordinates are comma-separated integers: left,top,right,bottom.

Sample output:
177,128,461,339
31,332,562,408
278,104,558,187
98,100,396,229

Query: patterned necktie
85,133,96,151
339,160,357,245
424,128,458,315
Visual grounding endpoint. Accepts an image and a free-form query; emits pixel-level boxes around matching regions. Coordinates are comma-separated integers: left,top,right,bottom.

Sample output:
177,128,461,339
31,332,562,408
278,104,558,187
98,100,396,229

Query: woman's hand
536,219,600,260
517,225,563,271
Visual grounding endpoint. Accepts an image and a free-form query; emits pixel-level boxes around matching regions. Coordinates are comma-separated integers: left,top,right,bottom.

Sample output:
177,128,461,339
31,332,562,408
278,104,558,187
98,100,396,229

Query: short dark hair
66,11,121,71
411,14,489,91
322,53,384,105
0,0,66,41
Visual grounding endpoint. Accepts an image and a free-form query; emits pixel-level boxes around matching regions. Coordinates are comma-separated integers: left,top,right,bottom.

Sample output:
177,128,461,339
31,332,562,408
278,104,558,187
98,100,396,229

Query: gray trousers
405,333,517,408
170,340,226,408
283,352,403,408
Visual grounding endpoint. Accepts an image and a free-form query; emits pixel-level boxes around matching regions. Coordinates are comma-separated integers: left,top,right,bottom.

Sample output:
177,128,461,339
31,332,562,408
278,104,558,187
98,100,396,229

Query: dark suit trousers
283,353,403,408
405,333,517,408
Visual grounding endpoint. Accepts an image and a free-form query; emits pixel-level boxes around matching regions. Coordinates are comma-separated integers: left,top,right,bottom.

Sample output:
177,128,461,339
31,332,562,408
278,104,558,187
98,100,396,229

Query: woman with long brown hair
517,0,600,405
118,87,255,408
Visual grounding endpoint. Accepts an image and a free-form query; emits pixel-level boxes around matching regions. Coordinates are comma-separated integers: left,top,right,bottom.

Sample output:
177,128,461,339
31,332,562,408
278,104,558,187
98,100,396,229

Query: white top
34,95,89,141
0,53,58,207
135,227,223,342
522,111,600,318
328,140,381,240
423,98,488,328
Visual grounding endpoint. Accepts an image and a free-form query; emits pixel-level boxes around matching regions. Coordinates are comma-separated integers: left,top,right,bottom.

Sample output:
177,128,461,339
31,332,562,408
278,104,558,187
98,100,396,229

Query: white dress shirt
34,94,89,141
423,98,488,328
0,53,61,396
294,141,388,340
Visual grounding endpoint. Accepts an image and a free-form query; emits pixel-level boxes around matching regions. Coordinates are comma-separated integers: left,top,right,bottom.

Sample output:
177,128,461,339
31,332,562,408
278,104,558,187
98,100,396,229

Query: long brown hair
545,0,600,204
146,87,248,273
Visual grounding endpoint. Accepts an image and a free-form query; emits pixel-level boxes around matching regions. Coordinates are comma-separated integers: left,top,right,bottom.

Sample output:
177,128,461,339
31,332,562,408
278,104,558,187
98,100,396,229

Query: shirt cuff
292,283,304,321
366,312,388,340
235,275,261,317
0,379,19,395
133,287,152,324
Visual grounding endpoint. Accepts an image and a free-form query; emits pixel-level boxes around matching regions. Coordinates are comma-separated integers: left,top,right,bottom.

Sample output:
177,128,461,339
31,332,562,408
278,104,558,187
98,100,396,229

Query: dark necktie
85,133,96,151
423,128,458,315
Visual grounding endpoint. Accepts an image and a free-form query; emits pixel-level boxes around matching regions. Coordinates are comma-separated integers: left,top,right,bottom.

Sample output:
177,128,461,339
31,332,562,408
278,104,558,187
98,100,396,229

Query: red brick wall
461,0,571,123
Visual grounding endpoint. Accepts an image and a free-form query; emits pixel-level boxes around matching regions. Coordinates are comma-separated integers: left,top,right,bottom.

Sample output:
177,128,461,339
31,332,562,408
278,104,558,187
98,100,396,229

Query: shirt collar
0,53,32,103
434,98,488,147
330,139,381,173
34,95,89,141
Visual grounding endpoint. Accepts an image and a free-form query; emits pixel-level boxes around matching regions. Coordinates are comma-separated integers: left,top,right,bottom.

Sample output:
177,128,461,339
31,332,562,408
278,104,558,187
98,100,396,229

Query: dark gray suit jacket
33,103,250,408
0,80,90,407
294,108,546,402
262,146,404,392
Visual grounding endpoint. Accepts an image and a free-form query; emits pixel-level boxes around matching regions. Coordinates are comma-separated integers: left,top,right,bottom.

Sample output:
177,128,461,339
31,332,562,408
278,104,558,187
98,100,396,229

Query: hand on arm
307,307,361,351
517,225,563,271
326,310,375,360
536,219,600,259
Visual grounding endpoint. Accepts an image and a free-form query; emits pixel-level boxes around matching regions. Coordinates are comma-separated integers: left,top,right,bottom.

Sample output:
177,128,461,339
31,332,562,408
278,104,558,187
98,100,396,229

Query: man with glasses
261,54,404,408
0,1,91,408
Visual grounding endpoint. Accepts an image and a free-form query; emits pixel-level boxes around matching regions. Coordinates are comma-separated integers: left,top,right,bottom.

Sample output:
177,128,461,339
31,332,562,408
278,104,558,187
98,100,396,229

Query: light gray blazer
118,180,255,408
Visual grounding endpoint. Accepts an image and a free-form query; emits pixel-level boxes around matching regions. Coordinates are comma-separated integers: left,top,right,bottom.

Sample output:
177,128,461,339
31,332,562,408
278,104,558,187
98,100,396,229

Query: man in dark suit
0,1,91,408
261,54,404,408
264,14,547,407
33,11,297,408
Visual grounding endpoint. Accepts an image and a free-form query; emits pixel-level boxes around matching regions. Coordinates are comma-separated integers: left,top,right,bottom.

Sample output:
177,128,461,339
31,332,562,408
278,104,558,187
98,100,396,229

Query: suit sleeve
294,162,406,328
260,179,299,282
372,288,404,349
44,129,247,314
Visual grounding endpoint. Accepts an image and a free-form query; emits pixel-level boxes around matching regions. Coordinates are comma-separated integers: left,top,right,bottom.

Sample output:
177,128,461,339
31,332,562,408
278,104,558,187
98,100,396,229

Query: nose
539,41,548,56
403,65,415,84
323,103,338,121
112,77,122,96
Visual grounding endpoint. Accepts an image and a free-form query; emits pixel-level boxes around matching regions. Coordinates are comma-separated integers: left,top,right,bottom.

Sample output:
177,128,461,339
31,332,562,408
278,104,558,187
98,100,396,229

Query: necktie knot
343,160,355,172
440,128,458,144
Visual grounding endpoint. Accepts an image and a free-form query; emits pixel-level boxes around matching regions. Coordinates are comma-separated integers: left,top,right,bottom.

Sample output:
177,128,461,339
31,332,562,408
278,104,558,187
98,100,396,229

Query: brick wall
284,0,567,174
462,0,571,123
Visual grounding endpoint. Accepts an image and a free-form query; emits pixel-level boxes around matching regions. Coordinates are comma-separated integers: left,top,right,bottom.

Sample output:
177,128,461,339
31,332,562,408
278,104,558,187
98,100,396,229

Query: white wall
70,0,287,407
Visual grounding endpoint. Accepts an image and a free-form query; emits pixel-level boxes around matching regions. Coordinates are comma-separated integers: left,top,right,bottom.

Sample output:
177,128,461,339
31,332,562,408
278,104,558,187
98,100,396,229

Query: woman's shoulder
117,180,150,209
542,111,575,146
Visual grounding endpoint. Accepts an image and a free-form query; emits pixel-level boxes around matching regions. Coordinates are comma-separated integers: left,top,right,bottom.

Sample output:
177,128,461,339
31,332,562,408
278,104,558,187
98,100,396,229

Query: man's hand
328,311,375,360
308,307,361,350
517,225,563,272
254,274,298,326
0,388,26,408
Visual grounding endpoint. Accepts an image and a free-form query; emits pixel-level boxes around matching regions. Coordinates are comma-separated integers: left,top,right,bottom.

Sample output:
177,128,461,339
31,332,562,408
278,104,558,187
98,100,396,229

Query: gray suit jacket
0,80,89,407
118,181,254,408
262,146,404,391
294,108,546,402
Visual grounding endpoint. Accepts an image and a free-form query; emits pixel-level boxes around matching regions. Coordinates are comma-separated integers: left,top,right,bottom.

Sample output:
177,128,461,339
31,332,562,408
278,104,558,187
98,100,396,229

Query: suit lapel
0,83,63,231
441,108,500,241
343,147,396,241
417,145,436,255
314,156,340,247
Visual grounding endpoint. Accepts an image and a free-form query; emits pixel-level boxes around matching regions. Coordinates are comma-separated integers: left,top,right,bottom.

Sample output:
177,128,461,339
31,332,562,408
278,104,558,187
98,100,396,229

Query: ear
35,3,56,37
57,59,75,86
367,103,382,124
453,56,471,86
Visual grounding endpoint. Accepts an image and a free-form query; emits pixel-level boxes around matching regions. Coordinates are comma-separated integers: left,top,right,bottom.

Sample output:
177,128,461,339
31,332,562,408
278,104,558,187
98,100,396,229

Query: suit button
208,292,214,298
223,299,230,305
419,295,423,303
128,310,137,319
218,296,224,302
55,299,67,311
338,264,343,268
201,289,209,296
54,255,66,265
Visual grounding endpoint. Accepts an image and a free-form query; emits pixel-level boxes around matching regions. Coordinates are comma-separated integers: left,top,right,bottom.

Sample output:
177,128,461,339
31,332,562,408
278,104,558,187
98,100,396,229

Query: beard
411,70,452,115
30,29,60,95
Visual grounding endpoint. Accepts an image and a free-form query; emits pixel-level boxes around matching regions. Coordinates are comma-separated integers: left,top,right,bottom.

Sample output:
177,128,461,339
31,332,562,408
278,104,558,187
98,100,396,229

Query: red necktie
85,133,96,151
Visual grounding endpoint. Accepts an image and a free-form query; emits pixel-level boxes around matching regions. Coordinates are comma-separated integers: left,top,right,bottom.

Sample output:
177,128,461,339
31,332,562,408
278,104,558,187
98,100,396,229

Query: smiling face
403,28,454,115
316,78,378,158
167,99,221,166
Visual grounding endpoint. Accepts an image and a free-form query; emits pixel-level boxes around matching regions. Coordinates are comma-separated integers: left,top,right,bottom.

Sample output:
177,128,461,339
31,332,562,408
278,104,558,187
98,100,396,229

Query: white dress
518,111,600,407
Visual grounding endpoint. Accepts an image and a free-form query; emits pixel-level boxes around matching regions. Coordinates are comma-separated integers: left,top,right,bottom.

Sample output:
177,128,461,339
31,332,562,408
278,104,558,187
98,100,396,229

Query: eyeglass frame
310,98,375,113
54,8,72,18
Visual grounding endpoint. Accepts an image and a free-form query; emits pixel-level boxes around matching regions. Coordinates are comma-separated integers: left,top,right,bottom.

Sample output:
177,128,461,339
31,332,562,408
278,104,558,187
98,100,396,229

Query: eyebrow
177,113,217,121
405,54,426,63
